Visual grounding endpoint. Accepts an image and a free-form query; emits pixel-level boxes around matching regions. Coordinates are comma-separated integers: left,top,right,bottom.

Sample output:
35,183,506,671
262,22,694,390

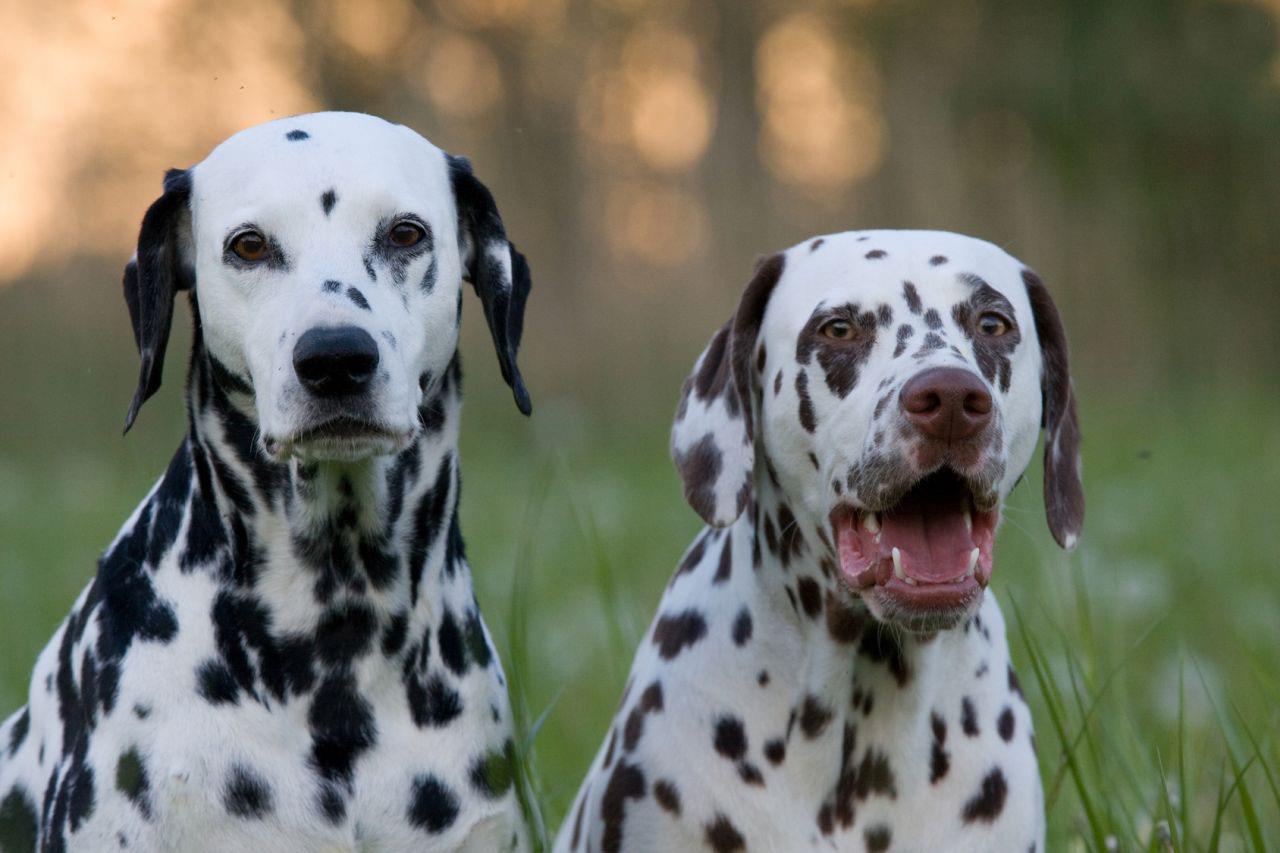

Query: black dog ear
123,168,194,433
446,154,532,416
1022,269,1084,550
670,253,786,526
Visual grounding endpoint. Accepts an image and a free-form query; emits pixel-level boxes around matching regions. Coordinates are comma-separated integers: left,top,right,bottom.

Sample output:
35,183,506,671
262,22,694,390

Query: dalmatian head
672,231,1083,631
121,111,531,460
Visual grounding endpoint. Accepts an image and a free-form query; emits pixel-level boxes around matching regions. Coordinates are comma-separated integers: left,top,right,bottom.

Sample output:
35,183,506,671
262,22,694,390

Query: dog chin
262,419,416,463
861,585,985,633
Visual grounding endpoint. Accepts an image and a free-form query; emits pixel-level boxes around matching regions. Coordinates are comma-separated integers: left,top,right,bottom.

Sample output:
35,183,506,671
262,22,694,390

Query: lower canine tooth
967,547,980,576
892,547,905,580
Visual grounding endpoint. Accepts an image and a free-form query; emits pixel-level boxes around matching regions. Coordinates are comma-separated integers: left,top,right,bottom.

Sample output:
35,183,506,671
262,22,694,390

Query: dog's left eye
821,319,856,341
230,230,269,262
977,312,1011,337
388,221,426,248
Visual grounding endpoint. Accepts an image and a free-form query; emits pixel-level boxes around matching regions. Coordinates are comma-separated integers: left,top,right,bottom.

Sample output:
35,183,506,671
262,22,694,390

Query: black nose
293,326,380,397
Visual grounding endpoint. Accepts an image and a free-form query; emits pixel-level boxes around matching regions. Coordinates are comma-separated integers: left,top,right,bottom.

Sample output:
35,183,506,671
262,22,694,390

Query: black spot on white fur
346,286,371,311
223,765,273,819
407,774,459,833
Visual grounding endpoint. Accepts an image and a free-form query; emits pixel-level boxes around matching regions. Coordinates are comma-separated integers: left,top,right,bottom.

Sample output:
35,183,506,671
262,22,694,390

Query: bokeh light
417,32,505,118
755,12,885,191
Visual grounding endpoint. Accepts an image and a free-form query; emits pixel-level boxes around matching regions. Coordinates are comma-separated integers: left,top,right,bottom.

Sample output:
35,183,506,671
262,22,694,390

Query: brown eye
821,319,856,341
388,221,425,248
977,312,1010,337
230,230,268,262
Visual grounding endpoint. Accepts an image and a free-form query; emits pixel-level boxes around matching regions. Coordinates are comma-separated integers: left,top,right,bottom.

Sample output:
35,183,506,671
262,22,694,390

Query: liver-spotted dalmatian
0,113,535,851
558,230,1084,852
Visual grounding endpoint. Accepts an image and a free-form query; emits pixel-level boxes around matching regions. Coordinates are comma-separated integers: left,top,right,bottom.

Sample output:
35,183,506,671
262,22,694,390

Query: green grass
2,386,1277,850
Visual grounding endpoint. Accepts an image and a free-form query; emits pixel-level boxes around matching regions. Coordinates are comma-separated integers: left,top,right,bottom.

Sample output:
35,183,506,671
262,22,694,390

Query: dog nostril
903,390,942,415
964,390,993,416
293,326,380,398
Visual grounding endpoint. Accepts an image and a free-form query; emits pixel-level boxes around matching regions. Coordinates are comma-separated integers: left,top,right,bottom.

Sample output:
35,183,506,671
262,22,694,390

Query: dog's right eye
230,231,269,262
388,221,426,249
820,319,856,341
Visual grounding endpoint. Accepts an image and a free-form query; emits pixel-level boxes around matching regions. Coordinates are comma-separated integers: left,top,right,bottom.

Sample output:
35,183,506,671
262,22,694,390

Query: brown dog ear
1022,269,1084,549
123,168,194,433
670,254,786,526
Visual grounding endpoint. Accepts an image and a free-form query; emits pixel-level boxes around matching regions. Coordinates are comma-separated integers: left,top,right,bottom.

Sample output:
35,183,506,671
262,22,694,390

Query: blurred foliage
2,0,1279,847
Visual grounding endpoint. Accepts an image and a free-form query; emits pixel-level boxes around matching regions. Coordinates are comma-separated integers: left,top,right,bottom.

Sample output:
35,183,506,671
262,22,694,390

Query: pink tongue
881,499,973,584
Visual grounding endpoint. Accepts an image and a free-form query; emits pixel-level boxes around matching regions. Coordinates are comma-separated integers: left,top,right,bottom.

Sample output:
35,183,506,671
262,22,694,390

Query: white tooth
904,576,917,586
967,547,980,576
864,513,879,534
964,508,973,533
892,547,905,580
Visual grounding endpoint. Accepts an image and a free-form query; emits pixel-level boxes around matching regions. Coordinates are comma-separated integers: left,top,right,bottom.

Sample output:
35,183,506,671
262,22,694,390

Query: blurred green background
2,0,1279,848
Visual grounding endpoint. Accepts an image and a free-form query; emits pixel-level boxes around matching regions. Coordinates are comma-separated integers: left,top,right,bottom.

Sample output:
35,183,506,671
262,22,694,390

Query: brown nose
899,367,993,443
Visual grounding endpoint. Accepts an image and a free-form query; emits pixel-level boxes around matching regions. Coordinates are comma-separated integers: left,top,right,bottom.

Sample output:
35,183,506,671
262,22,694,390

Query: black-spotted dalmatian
557,231,1084,852
0,112,536,851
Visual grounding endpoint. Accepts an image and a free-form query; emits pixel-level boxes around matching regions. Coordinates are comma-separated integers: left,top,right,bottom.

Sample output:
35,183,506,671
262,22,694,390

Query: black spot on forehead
322,279,341,294
320,189,337,217
924,309,942,330
929,255,948,266
810,238,824,252
865,249,887,260
285,129,309,141
958,272,990,289
902,282,923,315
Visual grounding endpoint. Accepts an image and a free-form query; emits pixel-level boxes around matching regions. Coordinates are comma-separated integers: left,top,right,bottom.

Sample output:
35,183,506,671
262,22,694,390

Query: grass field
2,381,1277,850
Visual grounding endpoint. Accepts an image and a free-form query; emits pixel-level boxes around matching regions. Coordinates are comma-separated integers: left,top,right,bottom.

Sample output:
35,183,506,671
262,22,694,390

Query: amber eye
820,319,856,341
977,312,1010,337
230,230,268,262
388,220,426,248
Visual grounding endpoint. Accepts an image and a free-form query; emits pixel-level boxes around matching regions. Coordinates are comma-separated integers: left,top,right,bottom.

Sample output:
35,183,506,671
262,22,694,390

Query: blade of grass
1011,597,1109,851
1178,663,1191,848
1192,661,1267,853
503,458,557,851
1230,700,1280,826
560,457,634,673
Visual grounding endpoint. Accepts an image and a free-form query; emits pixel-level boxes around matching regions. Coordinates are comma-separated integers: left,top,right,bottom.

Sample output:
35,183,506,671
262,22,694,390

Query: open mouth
831,469,999,616
264,417,414,461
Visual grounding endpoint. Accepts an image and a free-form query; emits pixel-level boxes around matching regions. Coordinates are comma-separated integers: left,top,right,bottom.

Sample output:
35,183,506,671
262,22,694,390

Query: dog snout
293,326,380,398
899,367,992,443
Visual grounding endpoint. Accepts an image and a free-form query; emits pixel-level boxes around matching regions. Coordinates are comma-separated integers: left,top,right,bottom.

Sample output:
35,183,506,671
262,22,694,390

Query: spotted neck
176,329,467,614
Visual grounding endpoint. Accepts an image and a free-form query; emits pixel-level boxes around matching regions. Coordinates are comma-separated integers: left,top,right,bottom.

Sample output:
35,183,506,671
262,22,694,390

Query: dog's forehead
189,111,453,223
767,230,1032,328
